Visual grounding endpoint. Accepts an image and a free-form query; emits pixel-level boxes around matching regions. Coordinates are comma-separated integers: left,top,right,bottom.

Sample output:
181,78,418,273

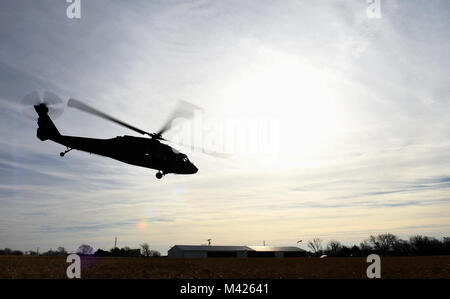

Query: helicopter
27,91,198,179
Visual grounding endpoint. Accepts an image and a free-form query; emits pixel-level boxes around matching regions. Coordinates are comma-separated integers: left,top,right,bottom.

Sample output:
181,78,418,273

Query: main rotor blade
156,100,202,137
68,98,152,137
21,91,41,106
43,91,63,105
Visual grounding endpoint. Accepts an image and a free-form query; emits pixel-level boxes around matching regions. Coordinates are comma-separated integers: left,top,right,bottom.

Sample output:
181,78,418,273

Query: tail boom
35,104,61,142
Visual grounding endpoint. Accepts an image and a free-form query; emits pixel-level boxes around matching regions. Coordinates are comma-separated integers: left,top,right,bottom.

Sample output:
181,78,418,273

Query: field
1,256,449,279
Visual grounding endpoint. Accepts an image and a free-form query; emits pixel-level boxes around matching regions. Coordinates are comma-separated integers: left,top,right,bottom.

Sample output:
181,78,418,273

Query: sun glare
219,45,347,167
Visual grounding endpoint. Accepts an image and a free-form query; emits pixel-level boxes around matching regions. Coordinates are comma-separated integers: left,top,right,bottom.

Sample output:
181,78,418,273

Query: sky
0,0,449,255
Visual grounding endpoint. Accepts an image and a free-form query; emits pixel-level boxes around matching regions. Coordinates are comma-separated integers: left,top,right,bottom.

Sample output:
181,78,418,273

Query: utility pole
114,236,117,249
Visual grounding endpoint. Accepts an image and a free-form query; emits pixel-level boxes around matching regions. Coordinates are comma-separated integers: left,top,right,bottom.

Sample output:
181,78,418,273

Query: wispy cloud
41,217,173,233
0,0,449,253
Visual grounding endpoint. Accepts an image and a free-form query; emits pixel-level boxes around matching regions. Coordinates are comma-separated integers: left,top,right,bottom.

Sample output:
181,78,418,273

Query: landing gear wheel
60,147,72,157
156,172,163,179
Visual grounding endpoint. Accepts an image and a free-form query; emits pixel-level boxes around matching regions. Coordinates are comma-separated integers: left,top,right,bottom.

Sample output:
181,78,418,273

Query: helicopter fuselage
56,135,198,175
35,103,198,177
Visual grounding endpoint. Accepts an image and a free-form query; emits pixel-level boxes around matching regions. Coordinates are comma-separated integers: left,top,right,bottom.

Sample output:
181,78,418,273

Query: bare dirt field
1,256,449,279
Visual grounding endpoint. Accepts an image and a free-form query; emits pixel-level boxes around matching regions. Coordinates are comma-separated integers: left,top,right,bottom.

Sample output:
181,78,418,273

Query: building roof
247,246,305,252
169,245,305,252
170,245,250,252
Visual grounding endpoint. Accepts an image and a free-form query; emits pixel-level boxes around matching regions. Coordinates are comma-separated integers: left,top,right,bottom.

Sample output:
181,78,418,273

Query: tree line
0,242,161,257
93,243,161,257
306,234,450,257
2,234,450,257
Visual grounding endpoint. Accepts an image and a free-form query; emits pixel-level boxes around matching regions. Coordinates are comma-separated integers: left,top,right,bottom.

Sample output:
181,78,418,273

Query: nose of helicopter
190,163,198,174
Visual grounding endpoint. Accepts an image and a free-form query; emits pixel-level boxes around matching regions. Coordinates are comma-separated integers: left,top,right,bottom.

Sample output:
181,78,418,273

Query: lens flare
137,221,147,230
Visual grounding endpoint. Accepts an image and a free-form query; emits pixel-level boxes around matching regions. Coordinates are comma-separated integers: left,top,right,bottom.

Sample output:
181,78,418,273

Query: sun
216,45,347,168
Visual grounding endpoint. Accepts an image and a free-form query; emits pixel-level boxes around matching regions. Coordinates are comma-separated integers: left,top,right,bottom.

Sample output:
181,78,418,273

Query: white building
168,245,306,258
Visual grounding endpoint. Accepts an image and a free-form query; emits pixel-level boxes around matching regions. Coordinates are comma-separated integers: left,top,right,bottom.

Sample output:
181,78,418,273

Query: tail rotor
21,91,64,119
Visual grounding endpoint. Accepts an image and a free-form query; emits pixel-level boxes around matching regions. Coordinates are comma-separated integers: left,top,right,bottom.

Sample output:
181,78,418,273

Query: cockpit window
178,154,188,162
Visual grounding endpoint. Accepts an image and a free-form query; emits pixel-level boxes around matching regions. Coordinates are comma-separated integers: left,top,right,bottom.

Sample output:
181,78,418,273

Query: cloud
0,0,449,253
41,217,173,233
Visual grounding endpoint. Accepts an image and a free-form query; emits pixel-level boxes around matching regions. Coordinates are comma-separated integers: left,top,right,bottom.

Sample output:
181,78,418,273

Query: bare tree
359,240,372,251
327,240,342,255
57,247,67,256
307,238,323,255
140,243,151,257
378,233,398,253
77,244,94,255
150,250,161,257
368,233,398,255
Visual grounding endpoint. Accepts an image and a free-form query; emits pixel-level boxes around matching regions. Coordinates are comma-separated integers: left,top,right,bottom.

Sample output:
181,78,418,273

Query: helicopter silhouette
28,91,198,179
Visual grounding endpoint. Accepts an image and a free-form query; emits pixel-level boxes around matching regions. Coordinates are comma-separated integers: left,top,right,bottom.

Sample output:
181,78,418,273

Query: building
168,245,306,258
